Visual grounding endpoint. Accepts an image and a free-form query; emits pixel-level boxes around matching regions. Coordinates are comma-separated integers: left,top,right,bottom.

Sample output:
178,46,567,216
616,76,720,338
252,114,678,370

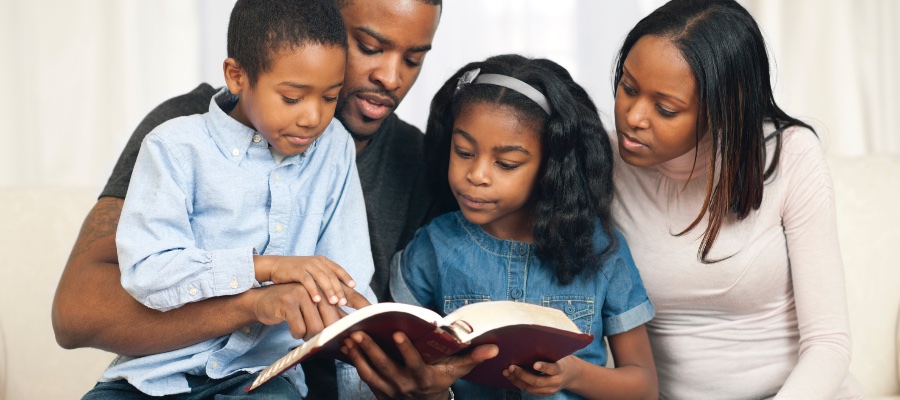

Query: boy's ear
223,58,246,95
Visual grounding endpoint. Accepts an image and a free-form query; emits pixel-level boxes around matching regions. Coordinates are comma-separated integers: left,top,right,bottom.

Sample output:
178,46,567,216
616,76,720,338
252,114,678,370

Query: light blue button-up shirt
105,88,375,396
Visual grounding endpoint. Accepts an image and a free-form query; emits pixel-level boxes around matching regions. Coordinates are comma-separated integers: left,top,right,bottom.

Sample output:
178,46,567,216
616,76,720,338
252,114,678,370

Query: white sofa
0,155,898,399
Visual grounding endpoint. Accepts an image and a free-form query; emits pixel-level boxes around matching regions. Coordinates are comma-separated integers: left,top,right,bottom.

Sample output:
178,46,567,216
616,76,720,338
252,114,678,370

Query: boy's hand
248,281,370,340
254,255,357,305
503,355,581,396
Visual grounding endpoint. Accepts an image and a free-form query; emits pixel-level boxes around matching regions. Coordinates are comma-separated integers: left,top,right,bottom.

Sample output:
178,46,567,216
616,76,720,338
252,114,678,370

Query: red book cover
246,301,593,392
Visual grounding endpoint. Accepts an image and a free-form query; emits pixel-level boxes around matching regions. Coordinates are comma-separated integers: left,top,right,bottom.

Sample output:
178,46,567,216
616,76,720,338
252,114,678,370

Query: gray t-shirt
102,83,430,302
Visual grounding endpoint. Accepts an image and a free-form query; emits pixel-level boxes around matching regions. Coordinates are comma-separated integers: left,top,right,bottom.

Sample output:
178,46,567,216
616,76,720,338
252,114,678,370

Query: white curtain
2,0,897,190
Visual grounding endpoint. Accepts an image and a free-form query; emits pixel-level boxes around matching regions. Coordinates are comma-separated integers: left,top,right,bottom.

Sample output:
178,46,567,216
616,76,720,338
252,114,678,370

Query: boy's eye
283,96,300,104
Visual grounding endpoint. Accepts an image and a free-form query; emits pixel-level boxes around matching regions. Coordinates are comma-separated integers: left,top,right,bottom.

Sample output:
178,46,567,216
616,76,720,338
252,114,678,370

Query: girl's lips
618,131,649,152
458,194,493,210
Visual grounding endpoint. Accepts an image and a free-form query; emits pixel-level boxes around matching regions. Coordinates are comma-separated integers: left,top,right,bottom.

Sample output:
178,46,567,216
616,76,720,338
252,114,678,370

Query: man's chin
338,112,385,142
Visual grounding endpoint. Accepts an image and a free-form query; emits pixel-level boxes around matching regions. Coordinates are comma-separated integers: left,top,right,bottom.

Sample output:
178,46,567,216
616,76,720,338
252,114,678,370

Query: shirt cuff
602,299,655,336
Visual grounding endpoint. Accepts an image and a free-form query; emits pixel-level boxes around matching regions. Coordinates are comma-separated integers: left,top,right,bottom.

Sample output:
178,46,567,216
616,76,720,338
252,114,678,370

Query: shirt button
511,288,522,299
189,287,198,296
211,360,219,369
252,134,261,143
565,304,576,314
275,223,283,233
230,278,238,289
274,173,280,182
232,148,240,157
242,326,252,335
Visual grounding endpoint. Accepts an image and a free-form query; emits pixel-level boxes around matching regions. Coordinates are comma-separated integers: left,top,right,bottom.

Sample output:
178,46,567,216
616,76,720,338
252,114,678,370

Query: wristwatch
447,387,455,400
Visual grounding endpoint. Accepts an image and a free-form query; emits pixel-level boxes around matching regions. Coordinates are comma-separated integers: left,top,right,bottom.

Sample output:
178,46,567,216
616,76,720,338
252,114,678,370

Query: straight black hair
613,0,814,262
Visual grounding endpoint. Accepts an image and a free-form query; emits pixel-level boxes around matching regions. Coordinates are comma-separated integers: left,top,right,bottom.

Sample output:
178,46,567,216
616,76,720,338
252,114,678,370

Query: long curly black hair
424,54,618,284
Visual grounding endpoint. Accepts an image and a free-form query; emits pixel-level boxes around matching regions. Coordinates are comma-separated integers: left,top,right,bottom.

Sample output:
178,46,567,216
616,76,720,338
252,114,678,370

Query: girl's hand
503,355,581,396
254,255,357,305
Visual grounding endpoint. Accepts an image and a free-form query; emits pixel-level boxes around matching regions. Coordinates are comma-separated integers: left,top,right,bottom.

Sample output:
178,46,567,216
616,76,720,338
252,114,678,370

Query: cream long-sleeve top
611,125,861,399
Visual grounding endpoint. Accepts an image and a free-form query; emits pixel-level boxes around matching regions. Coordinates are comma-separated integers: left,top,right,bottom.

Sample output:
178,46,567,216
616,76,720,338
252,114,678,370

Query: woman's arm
505,325,658,400
775,130,852,398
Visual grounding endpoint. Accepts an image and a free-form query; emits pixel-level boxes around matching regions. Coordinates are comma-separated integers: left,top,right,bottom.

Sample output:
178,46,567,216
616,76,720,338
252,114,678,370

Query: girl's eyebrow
453,129,531,155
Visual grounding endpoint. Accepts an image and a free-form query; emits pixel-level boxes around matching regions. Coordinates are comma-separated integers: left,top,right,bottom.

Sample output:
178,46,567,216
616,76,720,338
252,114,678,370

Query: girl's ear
223,58,245,95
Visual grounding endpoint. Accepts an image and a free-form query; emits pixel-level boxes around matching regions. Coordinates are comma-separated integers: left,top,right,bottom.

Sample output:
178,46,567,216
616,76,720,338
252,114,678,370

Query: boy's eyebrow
356,26,432,53
278,81,344,90
452,129,532,156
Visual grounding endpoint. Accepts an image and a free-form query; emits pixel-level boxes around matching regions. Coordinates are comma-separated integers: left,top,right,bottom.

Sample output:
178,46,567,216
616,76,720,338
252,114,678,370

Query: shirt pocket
442,294,492,315
541,295,595,334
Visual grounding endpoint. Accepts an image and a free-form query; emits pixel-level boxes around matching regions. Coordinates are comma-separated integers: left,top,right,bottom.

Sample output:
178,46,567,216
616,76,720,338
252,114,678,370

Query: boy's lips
355,93,396,120
284,134,315,146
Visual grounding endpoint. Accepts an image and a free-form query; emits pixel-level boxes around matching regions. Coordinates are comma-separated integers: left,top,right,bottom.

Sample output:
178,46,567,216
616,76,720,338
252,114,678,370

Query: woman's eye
283,96,300,104
619,83,637,95
657,105,677,117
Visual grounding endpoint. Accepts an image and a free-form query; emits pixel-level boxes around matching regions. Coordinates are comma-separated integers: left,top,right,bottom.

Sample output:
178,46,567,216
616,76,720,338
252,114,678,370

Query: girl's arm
505,324,657,400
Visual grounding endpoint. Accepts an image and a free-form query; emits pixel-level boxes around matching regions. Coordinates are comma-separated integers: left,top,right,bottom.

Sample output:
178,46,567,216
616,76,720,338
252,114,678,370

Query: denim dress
390,211,655,399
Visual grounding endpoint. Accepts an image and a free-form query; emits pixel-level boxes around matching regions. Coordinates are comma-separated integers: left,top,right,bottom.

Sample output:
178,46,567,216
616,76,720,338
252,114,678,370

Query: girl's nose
466,159,491,186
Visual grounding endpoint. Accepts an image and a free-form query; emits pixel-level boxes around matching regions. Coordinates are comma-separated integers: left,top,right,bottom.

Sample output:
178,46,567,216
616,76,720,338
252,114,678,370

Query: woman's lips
618,131,649,152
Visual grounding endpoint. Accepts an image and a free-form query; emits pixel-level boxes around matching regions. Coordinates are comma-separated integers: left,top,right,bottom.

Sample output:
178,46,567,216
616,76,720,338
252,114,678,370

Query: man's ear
223,58,246,95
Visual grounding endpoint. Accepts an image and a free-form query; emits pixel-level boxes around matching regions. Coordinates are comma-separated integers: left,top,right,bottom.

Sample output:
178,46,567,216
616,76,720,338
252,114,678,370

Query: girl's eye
619,82,637,96
496,161,520,171
283,96,300,104
453,147,473,158
656,105,677,117
324,96,338,103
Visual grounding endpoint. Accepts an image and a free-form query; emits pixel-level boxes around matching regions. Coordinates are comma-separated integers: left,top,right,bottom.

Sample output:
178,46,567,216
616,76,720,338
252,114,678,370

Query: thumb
469,343,499,363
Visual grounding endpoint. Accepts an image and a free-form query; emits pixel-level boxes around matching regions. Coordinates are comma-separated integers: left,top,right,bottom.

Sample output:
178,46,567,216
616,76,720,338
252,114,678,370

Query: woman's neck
655,133,713,181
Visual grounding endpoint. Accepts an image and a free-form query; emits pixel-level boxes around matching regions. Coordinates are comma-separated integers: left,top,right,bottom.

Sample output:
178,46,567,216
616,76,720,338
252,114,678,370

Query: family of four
51,0,861,399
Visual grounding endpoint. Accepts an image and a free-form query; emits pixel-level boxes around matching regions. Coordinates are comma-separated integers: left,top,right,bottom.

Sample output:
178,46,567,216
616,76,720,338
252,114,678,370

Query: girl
387,54,658,400
611,0,860,398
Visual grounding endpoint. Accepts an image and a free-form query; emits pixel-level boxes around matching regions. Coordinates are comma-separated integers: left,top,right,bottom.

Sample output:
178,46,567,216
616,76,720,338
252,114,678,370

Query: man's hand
342,331,498,400
248,282,370,340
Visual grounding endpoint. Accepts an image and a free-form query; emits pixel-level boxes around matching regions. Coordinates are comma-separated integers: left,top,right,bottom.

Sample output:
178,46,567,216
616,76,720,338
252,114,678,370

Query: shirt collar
206,88,316,165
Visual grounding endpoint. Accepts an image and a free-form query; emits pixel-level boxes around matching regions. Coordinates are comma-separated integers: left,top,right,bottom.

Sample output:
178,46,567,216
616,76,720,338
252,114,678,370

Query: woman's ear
223,58,245,95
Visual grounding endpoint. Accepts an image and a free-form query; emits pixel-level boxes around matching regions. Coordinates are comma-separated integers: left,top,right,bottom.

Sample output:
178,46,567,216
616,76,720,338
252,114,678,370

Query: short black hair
227,0,347,85
336,0,442,8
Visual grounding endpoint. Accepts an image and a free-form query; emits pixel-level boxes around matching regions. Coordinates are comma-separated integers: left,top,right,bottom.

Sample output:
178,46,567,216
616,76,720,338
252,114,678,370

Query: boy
83,0,375,397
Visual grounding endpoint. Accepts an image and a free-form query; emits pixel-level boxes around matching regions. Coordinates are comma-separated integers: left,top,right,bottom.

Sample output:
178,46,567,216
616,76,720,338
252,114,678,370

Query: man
51,1,493,398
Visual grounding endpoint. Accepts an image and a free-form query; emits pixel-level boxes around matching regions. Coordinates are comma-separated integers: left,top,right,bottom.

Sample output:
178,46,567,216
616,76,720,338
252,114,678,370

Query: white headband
456,68,552,115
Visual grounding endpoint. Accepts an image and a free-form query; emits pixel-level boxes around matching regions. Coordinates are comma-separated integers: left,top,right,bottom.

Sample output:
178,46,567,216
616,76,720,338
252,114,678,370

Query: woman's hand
342,331,499,400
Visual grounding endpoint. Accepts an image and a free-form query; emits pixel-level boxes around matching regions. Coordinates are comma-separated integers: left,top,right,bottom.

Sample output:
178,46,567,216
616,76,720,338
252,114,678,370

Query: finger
327,257,357,288
307,256,341,305
322,257,348,305
297,289,324,340
507,364,550,390
391,332,428,380
283,299,307,339
342,337,398,398
343,286,371,310
533,361,561,376
317,300,342,327
352,332,402,377
503,365,534,392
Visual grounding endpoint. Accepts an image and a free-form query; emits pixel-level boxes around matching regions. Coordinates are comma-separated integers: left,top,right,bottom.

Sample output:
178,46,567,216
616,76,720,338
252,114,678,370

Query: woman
610,0,860,398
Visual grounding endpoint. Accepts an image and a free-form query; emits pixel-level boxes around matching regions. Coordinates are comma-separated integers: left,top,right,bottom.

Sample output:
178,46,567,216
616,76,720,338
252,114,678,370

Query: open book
247,301,594,392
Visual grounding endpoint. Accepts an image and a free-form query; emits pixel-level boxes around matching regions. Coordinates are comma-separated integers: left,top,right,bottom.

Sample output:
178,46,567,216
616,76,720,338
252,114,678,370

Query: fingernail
348,280,356,288
312,295,321,302
339,298,347,306
331,295,339,304
340,346,348,355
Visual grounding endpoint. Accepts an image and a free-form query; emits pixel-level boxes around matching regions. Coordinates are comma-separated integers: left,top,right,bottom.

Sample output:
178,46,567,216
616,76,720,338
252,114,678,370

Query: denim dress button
565,303,576,314
511,288,523,299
